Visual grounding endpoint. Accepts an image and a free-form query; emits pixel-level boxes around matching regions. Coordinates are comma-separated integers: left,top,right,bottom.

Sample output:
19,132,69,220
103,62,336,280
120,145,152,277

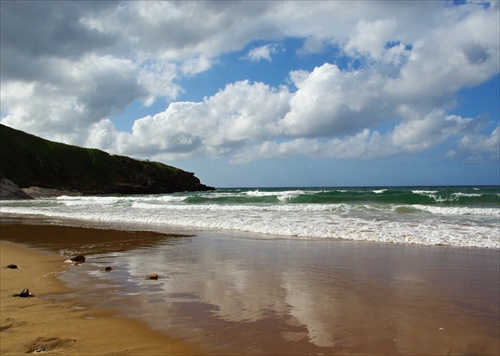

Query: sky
1,0,499,188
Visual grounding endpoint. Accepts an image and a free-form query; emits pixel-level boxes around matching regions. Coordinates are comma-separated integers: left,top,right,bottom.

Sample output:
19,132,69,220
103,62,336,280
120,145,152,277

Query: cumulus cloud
279,64,386,138
245,44,280,62
92,80,291,161
345,19,398,60
0,0,498,165
83,68,495,165
1,54,146,143
227,111,482,163
449,126,500,161
385,5,499,106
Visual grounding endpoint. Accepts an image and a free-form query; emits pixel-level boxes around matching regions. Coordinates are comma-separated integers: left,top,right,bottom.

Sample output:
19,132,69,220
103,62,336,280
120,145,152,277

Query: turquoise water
1,186,499,248
186,185,500,206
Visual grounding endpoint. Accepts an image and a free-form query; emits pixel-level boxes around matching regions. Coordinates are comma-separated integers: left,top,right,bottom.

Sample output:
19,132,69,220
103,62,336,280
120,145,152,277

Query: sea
1,185,499,353
1,185,499,249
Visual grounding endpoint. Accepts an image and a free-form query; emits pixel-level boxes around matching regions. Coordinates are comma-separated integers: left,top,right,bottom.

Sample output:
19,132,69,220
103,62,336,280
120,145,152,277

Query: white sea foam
152,195,189,203
412,205,499,216
245,190,276,197
412,190,439,194
245,189,307,201
452,192,482,198
1,190,499,249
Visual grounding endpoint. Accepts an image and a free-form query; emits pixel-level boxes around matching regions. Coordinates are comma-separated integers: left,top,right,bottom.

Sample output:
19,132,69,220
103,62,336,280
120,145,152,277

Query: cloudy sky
1,1,499,187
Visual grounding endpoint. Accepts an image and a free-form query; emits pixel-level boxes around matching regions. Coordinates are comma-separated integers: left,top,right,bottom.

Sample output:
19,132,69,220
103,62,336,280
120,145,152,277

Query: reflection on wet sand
0,218,188,255
60,234,499,355
1,220,498,355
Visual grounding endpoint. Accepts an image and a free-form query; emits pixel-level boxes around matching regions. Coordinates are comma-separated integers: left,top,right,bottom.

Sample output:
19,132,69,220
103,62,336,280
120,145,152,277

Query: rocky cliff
0,124,214,198
0,176,33,200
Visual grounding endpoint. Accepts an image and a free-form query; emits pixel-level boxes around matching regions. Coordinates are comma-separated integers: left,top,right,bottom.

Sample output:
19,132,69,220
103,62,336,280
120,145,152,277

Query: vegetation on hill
0,124,214,194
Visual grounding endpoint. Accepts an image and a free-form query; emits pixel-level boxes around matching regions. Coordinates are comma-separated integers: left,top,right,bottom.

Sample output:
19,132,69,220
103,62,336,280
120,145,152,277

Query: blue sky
1,1,499,187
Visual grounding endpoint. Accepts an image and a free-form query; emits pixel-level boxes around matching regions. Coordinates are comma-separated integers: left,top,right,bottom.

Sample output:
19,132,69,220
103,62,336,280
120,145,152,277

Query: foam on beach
1,186,499,248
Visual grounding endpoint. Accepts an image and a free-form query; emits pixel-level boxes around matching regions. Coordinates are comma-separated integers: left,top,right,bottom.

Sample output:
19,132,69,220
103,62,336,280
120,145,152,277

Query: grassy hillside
0,124,213,194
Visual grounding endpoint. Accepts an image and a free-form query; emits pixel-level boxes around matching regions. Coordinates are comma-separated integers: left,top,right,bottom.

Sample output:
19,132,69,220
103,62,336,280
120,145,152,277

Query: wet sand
0,224,209,355
1,218,499,355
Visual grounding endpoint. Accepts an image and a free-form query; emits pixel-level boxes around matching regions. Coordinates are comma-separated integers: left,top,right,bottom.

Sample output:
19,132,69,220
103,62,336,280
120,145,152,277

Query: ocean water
2,187,499,354
1,186,499,248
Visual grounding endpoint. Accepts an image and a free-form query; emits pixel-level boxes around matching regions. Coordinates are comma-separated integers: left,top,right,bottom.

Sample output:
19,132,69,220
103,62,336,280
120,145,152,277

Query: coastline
2,185,498,249
1,217,499,355
0,239,210,355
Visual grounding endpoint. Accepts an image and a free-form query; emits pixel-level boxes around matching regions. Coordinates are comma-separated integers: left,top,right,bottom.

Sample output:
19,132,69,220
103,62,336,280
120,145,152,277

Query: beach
1,218,499,355
0,222,210,355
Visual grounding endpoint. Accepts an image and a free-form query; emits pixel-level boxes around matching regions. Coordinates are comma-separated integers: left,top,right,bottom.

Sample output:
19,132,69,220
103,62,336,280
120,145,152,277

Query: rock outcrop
0,124,214,198
0,177,33,200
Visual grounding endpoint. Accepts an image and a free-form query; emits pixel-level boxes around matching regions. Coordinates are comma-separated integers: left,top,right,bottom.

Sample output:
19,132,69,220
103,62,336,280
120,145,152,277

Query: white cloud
137,59,181,106
86,119,118,152
280,63,385,137
0,0,498,165
245,44,279,62
104,80,291,161
450,126,500,161
385,4,499,106
181,56,216,76
80,68,493,165
227,110,479,163
345,19,398,60
1,54,146,142
384,111,470,153
298,37,328,55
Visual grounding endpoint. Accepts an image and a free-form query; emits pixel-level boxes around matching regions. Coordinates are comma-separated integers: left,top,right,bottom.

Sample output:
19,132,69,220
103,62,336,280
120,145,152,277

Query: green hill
0,124,214,194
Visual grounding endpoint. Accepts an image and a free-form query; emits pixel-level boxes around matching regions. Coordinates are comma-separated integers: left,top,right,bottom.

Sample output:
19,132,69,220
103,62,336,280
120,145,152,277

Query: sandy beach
0,234,209,355
1,218,499,355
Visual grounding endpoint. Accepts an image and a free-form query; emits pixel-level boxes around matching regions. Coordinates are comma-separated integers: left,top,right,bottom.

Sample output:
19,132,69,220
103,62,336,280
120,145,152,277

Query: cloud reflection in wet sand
61,234,500,355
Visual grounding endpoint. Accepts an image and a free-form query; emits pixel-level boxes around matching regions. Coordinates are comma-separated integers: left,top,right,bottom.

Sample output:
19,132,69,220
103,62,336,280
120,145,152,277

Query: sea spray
1,186,499,248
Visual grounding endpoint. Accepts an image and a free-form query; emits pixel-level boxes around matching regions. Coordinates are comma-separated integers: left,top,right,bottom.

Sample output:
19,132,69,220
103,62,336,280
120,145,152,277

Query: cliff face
0,124,214,196
0,176,33,200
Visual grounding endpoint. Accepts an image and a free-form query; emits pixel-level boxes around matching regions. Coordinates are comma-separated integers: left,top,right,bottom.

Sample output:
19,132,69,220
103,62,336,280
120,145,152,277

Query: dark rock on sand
70,255,86,263
6,264,18,269
13,288,35,297
104,266,112,272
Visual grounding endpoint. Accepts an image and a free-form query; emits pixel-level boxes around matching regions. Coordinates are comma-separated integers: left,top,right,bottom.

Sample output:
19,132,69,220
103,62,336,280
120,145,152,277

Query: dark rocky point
0,124,214,199
0,177,32,200
71,255,86,263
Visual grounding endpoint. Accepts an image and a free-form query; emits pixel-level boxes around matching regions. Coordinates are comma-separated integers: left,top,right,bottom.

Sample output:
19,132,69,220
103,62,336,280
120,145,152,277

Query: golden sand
1,220,498,355
0,240,209,355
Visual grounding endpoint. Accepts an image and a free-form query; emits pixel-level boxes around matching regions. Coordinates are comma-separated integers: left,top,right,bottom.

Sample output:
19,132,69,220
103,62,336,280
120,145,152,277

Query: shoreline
1,218,499,355
2,212,498,251
0,240,211,355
